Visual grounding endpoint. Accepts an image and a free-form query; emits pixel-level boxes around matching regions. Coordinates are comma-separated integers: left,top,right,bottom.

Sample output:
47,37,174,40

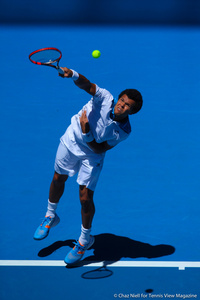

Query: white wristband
71,69,79,81
82,131,94,143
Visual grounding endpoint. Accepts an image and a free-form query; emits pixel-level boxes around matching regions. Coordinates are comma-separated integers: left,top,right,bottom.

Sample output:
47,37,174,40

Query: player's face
114,94,135,121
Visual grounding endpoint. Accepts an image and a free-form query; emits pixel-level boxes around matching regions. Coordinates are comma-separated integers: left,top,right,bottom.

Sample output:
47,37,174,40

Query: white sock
79,225,91,246
46,199,58,218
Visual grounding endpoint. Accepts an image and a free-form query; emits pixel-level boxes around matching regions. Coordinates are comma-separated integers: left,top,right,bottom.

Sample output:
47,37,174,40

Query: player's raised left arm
59,67,96,96
80,110,113,154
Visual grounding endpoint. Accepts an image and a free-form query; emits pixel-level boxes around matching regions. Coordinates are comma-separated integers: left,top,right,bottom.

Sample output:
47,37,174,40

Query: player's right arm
87,139,114,154
59,67,96,96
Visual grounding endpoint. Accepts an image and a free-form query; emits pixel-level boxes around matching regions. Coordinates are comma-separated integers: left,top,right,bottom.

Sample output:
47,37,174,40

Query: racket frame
29,47,64,74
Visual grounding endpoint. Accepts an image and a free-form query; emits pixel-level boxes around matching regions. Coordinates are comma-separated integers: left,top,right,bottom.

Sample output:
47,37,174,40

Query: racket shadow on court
38,233,175,278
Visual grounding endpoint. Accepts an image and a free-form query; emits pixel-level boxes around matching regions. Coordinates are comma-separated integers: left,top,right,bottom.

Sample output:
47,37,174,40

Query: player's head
118,89,143,114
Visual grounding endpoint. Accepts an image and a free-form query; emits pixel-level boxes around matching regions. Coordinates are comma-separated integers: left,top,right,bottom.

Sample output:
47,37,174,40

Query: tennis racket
29,47,64,74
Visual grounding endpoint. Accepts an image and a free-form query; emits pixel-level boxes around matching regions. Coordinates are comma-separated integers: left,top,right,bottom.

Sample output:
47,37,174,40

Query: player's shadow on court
38,233,175,279
38,233,175,264
81,233,175,265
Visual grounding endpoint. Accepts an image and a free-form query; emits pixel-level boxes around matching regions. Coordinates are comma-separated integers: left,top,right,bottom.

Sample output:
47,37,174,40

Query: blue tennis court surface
0,25,200,299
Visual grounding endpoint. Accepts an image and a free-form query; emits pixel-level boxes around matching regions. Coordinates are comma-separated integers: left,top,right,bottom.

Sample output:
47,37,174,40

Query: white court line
0,260,200,270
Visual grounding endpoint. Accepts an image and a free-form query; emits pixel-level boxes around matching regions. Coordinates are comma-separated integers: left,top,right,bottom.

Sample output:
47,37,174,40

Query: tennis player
34,67,143,265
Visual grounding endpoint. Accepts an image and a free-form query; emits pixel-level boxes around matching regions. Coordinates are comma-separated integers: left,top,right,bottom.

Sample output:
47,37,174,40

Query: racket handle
57,67,64,74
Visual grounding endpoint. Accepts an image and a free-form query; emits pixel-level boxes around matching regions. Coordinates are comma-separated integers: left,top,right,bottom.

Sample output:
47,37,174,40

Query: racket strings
29,48,61,64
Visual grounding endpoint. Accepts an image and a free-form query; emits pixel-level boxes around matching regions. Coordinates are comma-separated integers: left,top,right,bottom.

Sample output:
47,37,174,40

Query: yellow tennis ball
92,50,101,58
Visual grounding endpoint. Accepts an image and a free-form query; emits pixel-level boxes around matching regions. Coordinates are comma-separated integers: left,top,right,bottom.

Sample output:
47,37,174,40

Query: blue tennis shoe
64,235,95,265
34,214,60,240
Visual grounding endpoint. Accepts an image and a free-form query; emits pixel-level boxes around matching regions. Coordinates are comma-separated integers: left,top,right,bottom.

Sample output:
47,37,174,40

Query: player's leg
79,185,95,230
49,171,69,204
64,186,95,265
34,141,76,240
33,172,68,240
64,157,103,265
45,171,68,218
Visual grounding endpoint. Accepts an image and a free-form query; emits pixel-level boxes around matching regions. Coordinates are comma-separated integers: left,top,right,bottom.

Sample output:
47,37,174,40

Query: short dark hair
118,89,143,114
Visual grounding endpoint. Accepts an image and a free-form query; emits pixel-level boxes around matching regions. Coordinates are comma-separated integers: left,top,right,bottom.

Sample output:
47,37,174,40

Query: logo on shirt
113,129,120,139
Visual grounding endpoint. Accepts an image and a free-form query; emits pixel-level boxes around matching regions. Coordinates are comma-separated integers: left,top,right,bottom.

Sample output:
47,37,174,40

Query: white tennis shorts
54,142,104,191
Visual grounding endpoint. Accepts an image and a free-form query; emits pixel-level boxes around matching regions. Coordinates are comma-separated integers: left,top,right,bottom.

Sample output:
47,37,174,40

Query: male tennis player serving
34,67,143,265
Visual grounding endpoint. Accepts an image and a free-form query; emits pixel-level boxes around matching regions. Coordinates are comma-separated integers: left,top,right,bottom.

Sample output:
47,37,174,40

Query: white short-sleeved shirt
61,85,131,158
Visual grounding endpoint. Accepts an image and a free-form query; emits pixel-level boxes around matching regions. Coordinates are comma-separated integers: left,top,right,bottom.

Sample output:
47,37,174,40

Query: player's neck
114,115,128,122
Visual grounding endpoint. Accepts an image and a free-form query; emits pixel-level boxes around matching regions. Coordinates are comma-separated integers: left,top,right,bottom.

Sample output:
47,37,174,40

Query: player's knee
52,173,68,186
79,186,94,213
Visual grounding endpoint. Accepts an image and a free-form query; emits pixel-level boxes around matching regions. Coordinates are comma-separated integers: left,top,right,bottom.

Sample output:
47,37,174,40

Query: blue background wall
1,0,200,25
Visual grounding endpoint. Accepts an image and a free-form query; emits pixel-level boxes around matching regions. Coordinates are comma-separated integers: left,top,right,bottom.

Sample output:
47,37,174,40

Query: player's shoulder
94,85,113,100
118,117,131,134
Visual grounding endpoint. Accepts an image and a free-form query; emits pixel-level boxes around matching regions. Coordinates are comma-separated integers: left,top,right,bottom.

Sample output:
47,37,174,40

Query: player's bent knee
53,172,68,186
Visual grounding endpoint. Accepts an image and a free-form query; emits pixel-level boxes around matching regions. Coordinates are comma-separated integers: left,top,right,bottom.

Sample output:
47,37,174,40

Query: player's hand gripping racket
29,47,64,74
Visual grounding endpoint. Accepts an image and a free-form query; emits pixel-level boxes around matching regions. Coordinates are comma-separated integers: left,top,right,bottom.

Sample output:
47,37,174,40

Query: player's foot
64,235,95,265
33,214,60,240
